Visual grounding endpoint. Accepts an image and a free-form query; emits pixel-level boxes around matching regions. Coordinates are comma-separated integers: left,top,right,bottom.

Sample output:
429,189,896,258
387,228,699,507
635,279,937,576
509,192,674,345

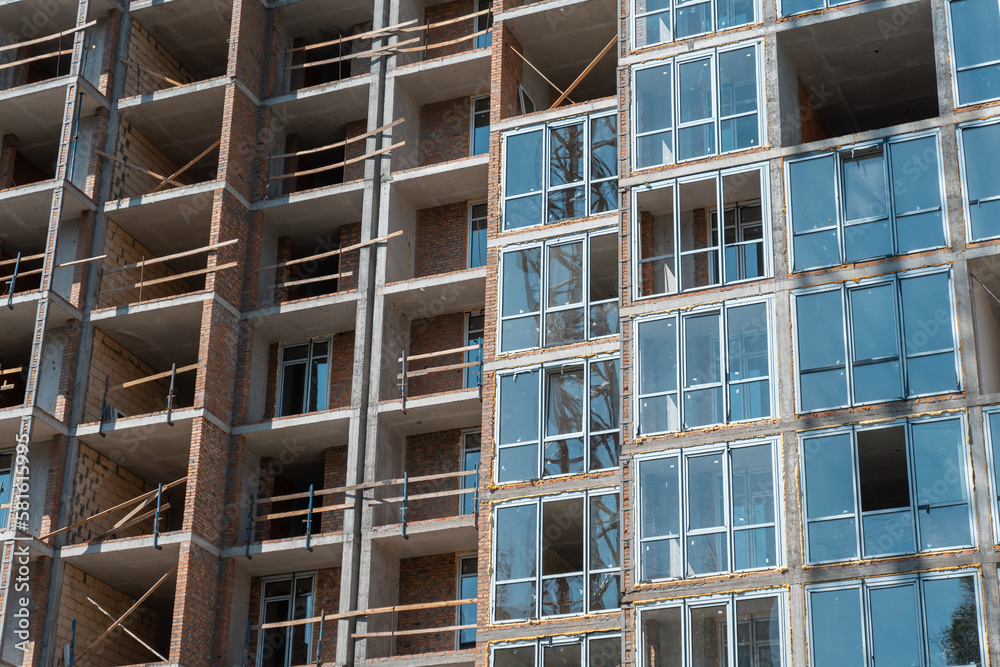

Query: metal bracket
166,363,176,426
152,483,163,550
305,483,314,552
245,495,254,560
315,613,325,664
400,471,409,540
400,350,407,415
5,252,20,310
477,339,484,402
98,375,109,438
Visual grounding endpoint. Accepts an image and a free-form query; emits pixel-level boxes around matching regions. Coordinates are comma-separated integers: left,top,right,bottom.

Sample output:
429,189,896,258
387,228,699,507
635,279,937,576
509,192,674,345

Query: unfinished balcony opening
120,19,220,98
249,444,347,545
386,199,488,284
244,567,343,667
56,562,177,667
266,116,372,198
500,0,617,119
83,325,200,427
393,310,485,405
256,220,361,307
127,0,233,86
393,0,494,68
0,18,78,92
776,0,937,146
0,128,57,190
0,334,29,412
272,0,374,94
96,209,236,309
971,255,1000,395
361,547,478,662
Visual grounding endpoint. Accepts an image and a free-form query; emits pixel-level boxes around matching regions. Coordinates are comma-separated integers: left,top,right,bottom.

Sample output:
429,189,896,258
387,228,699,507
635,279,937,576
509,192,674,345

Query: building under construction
0,0,999,664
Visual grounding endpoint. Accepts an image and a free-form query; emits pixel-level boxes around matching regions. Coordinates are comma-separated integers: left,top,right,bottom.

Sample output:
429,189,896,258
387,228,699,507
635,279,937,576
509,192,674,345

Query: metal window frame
631,162,772,301
956,117,1000,242
494,354,621,485
498,228,619,353
784,130,948,272
633,438,782,585
473,0,493,49
630,40,765,171
778,0,854,18
633,295,775,437
257,571,318,667
981,405,1000,543
455,552,478,650
500,110,619,232
790,266,961,414
470,94,491,157
804,569,987,667
944,0,1000,108
635,588,789,667
276,338,332,417
464,310,485,389
490,487,620,624
489,631,623,666
467,200,488,269
798,412,975,565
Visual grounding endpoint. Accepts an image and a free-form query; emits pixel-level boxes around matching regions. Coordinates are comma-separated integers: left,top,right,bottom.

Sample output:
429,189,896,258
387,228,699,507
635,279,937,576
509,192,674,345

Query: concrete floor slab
393,49,491,107
90,293,206,370
383,269,487,319
236,408,353,455
267,76,372,146
225,532,346,573
378,390,482,436
60,537,181,605
103,181,220,254
391,155,489,209
369,515,477,559
75,409,199,481
256,179,366,239
245,291,359,341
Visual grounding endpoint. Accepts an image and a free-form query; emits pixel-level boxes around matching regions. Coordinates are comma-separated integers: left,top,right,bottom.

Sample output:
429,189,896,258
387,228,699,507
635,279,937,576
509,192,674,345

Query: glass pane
911,418,968,506
638,318,678,395
842,153,888,222
734,526,776,570
590,494,620,570
862,510,914,556
780,0,823,15
951,0,1000,73
919,504,973,551
807,518,858,562
736,596,783,667
803,433,855,519
720,114,759,153
899,273,956,389
589,637,621,667
499,372,538,445
896,210,944,254
590,358,620,434
923,576,983,667
544,643,581,667
800,369,847,412
506,131,543,196
637,130,674,169
635,65,673,135
543,438,585,476
638,393,679,436
731,445,773,525
496,504,537,580
675,0,711,37
541,576,584,616
684,313,721,386
503,316,541,352
589,572,621,611
640,456,681,538
641,607,682,667
683,386,723,428
718,47,758,118
308,355,328,412
260,599,290,667
542,498,584,575
850,284,902,402
590,433,619,470
869,585,921,667
636,10,671,49
717,0,755,29
688,532,728,575
495,646,537,667
548,187,587,224
907,352,959,396
727,303,769,381
788,156,837,234
548,242,584,308
546,369,584,437
793,229,839,271
679,249,720,289
678,58,713,124
796,290,845,372
470,212,488,269
968,198,1000,241
591,181,618,216
546,309,585,346
496,581,537,621
809,588,864,667
844,219,893,262
690,604,729,667
688,453,726,530
729,379,770,421
642,538,683,580
502,248,541,318
962,122,1000,205
506,194,544,230
890,137,943,217
473,101,490,156
958,63,1000,106
279,362,306,417
591,116,618,180
678,123,715,161
589,233,618,305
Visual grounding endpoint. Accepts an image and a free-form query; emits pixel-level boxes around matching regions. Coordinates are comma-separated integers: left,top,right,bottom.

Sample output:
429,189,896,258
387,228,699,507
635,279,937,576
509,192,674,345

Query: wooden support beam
74,566,178,664
258,230,403,272
0,253,44,268
353,624,476,639
95,151,187,189
272,271,351,290
269,119,403,160
285,38,420,71
395,29,489,53
113,363,198,391
58,254,107,269
397,8,491,33
0,254,108,282
287,19,419,52
69,582,168,663
380,487,475,504
397,360,479,379
149,139,221,194
0,20,97,53
509,46,572,104
399,344,479,363
256,501,351,522
0,367,22,377
549,34,617,109
103,239,238,275
0,48,73,72
38,476,187,540
104,261,239,294
270,141,403,181
92,503,171,541
258,597,476,630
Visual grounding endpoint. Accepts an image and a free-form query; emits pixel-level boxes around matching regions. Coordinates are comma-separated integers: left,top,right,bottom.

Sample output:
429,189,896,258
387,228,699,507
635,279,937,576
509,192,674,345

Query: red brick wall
405,429,462,522
321,445,348,532
85,328,171,421
344,119,369,182
109,118,195,199
408,312,465,396
419,97,472,166
414,202,469,277
65,443,155,542
349,21,374,77
396,553,458,655
496,23,524,120
338,222,361,291
425,0,476,60
122,20,195,97
98,219,191,308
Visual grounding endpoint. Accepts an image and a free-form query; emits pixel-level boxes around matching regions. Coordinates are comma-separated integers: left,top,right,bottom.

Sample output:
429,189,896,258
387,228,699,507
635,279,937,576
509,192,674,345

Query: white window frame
256,572,317,667
470,94,490,157
956,117,1000,242
493,355,620,485
805,570,987,667
460,428,481,516
497,228,618,353
464,310,485,389
784,131,948,272
798,413,975,565
630,0,760,50
790,266,961,414
980,405,1000,543
456,553,478,650
633,438,783,585
633,295,776,437
500,110,618,231
489,633,622,666
276,338,332,417
636,589,789,667
631,40,765,171
944,0,1000,108
467,200,488,269
490,488,620,623
631,162,772,300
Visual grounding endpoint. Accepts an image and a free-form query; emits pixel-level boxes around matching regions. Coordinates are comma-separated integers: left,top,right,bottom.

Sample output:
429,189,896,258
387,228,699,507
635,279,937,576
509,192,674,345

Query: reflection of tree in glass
589,360,620,467
546,370,584,473
548,125,585,221
937,577,980,666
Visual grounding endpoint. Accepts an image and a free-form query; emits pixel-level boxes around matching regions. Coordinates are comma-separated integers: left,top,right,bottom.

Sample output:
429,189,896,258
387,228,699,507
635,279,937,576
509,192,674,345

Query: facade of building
0,0,999,664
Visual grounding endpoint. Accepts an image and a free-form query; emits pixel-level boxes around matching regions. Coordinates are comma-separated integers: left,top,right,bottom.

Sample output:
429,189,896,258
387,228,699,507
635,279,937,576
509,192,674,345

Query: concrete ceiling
505,0,618,105
0,180,96,255
383,270,487,320
267,78,371,145
371,518,477,559
62,540,180,607
395,51,491,106
103,184,217,254
76,411,196,481
245,293,359,341
257,181,366,240
378,391,483,437
236,409,352,454
129,0,232,79
778,0,938,136
392,156,489,208
92,299,203,374
274,0,373,44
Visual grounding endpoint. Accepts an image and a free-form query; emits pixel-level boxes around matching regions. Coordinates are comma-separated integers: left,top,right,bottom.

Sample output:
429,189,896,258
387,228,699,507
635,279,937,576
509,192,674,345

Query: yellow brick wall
109,119,194,200
122,20,196,97
84,329,171,421
97,220,192,308
65,444,155,543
